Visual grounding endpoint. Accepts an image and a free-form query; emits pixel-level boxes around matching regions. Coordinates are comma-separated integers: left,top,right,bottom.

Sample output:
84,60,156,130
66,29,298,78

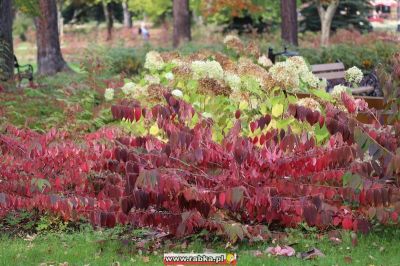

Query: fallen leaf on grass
344,256,353,264
299,248,325,260
329,237,342,245
142,256,150,263
265,245,295,257
250,250,264,257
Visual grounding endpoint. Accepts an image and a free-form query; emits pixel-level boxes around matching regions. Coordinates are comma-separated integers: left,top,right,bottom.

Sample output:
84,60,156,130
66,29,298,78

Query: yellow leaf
239,101,249,110
272,104,284,117
149,124,159,135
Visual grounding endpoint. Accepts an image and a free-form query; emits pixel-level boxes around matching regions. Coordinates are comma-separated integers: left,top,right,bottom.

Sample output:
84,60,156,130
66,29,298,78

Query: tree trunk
102,1,113,40
316,0,340,46
122,0,132,28
280,0,298,46
57,0,64,43
36,0,69,75
173,0,191,48
0,0,14,81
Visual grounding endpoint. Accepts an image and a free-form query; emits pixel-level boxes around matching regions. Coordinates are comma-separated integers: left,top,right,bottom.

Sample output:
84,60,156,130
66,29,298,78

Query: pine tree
300,0,372,33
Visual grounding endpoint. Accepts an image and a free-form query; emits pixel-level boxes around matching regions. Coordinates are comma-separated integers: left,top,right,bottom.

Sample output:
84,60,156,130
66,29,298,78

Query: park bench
14,55,34,84
311,62,374,95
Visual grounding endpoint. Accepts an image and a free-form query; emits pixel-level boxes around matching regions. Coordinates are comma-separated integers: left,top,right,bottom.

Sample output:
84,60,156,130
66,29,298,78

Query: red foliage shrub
1,93,400,240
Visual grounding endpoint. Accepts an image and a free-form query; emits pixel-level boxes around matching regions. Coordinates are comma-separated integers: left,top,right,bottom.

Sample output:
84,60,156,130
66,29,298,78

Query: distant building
370,0,399,20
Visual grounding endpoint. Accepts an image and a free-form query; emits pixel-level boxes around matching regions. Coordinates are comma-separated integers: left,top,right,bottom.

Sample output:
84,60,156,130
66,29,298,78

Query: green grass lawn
1,226,400,266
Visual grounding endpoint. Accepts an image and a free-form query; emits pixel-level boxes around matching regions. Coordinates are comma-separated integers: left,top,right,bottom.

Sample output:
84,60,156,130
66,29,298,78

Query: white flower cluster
191,60,224,80
171,89,183,98
269,61,300,89
269,56,321,91
104,88,114,101
318,78,328,90
165,72,174,80
144,51,165,71
257,55,273,68
345,66,363,85
331,85,350,99
297,97,321,112
224,72,241,91
121,82,136,96
301,71,320,89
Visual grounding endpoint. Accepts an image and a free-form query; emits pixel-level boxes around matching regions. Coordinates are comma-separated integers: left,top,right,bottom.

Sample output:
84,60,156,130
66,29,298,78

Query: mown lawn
1,226,400,266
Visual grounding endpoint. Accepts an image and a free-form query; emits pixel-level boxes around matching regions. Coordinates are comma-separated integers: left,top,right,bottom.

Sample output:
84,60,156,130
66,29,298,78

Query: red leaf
342,217,353,230
134,107,141,122
391,212,398,223
219,192,226,206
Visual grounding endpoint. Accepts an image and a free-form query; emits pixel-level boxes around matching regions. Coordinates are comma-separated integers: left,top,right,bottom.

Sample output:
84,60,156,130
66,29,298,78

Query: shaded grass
1,226,400,266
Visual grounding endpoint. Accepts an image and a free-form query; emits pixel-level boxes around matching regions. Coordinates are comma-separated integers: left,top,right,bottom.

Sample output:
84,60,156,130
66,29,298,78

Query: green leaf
310,89,334,102
343,172,363,190
272,104,284,117
314,124,330,143
354,127,370,152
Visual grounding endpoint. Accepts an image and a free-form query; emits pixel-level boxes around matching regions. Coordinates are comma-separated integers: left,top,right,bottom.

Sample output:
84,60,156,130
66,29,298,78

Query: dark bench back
311,62,345,81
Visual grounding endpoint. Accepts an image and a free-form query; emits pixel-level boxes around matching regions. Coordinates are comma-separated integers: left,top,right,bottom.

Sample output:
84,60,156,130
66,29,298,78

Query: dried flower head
223,35,244,54
147,84,170,101
172,63,192,79
297,97,321,112
246,40,261,58
258,55,273,68
198,77,232,96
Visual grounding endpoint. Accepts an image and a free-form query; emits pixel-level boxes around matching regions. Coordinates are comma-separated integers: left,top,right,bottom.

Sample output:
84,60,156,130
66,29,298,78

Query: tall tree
36,0,69,75
173,0,191,48
102,0,114,40
0,0,14,81
122,0,132,28
316,0,340,46
280,0,298,46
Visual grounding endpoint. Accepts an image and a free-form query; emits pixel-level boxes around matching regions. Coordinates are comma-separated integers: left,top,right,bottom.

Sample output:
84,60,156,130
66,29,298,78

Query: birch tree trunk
280,0,298,46
36,0,70,75
122,0,132,28
57,0,64,43
0,0,14,81
173,0,191,48
316,0,340,46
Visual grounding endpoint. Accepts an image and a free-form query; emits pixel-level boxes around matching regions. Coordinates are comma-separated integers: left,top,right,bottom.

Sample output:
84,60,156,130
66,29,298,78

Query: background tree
0,0,14,81
102,0,114,40
122,0,132,28
36,0,70,75
300,0,372,36
173,0,191,48
315,0,340,46
280,0,298,46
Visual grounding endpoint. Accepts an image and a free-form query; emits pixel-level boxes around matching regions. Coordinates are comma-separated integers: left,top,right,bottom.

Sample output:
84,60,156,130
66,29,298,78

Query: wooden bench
311,62,374,95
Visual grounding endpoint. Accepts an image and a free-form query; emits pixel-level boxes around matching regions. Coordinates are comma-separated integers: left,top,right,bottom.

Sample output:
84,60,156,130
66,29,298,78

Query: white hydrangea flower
191,60,224,80
301,71,320,88
202,112,213,118
287,56,309,75
171,89,183,98
165,72,174,80
104,88,114,101
144,51,165,71
144,75,161,85
345,66,363,85
223,35,241,45
257,55,273,68
331,85,350,99
121,82,136,96
224,72,241,91
269,61,300,89
297,97,321,112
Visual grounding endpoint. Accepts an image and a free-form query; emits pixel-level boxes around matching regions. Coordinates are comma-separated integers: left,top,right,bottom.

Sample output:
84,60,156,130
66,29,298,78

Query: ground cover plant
1,36,399,249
